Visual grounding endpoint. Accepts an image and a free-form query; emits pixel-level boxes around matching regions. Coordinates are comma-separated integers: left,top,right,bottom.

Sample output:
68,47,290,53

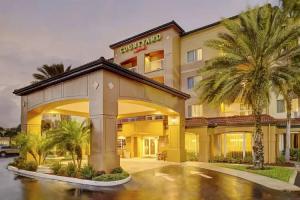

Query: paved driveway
1,157,300,200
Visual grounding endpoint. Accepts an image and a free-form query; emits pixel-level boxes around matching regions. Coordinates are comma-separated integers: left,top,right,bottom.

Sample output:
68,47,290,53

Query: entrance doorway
143,137,158,158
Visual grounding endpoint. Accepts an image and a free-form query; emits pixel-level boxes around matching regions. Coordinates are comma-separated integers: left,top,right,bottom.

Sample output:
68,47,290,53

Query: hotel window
187,104,203,118
240,104,252,115
277,99,285,113
120,57,137,73
187,75,202,90
187,49,202,63
144,50,164,73
117,136,126,149
217,133,252,159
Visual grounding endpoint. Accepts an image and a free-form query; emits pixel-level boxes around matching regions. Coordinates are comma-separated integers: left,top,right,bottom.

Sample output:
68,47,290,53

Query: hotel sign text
120,34,162,54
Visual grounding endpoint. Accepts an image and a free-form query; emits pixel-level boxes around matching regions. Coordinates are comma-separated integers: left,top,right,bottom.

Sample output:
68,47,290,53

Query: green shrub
80,165,96,180
58,166,67,176
66,162,77,177
289,149,300,161
92,172,129,182
8,157,26,168
210,154,253,164
186,152,199,161
24,161,38,171
94,170,105,177
297,149,300,162
243,155,253,164
51,162,62,175
111,167,123,174
210,155,226,163
277,155,286,164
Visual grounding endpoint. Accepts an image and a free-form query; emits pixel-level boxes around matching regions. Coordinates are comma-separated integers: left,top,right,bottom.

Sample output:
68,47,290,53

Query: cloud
0,85,20,128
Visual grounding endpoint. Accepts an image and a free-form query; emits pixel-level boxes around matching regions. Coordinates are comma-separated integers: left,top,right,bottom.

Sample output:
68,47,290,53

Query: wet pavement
1,158,300,200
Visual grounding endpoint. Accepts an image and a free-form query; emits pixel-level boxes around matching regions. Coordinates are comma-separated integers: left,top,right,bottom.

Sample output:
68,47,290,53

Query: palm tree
32,63,71,82
15,133,54,165
196,5,300,169
281,0,300,19
48,120,90,169
15,132,37,162
278,0,300,162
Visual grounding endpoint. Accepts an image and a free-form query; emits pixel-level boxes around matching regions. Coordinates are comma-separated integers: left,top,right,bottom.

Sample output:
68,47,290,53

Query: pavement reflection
1,158,300,200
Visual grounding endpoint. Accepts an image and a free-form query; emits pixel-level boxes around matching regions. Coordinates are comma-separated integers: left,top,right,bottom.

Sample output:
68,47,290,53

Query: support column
89,114,119,172
166,115,185,162
88,70,120,172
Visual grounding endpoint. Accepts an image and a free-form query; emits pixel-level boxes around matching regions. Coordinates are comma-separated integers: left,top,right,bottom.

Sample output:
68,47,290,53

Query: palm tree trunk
253,109,264,169
285,96,292,162
70,152,76,167
38,155,41,166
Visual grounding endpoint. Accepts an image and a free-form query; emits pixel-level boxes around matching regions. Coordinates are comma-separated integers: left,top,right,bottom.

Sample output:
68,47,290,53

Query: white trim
7,166,131,187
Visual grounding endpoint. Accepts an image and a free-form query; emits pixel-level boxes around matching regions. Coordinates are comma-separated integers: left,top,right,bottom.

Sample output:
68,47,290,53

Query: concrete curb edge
7,166,131,187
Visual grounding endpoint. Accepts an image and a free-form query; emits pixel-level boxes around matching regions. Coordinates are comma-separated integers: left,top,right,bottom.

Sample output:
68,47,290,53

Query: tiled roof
207,115,276,126
185,115,277,128
185,117,208,127
276,118,300,126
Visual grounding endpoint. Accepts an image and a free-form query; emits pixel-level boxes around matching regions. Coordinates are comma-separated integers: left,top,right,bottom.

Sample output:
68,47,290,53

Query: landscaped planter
7,166,131,187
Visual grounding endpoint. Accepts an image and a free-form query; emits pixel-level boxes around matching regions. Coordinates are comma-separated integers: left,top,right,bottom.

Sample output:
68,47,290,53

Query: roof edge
181,15,238,37
109,20,185,49
13,57,190,100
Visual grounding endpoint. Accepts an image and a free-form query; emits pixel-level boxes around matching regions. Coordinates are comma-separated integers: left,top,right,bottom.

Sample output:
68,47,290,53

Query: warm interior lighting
168,116,179,125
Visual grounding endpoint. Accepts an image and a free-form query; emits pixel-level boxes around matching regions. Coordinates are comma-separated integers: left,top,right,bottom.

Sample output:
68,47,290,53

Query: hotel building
14,19,300,171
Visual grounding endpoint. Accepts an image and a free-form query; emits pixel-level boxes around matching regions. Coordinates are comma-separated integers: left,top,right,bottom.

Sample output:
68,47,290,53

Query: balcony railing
145,59,163,73
128,67,137,73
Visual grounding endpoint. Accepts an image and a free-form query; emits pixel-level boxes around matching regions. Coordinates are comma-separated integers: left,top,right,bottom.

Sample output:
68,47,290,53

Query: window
216,133,252,158
277,99,285,113
240,104,252,115
144,50,164,73
117,137,126,149
187,75,202,90
187,104,203,117
187,49,202,63
120,57,137,72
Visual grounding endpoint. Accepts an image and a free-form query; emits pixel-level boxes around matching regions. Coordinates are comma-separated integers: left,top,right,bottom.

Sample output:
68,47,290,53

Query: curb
183,162,300,192
289,170,298,185
7,166,131,187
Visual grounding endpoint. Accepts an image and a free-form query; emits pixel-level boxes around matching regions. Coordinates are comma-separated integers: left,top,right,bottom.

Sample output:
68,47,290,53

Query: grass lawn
216,163,294,182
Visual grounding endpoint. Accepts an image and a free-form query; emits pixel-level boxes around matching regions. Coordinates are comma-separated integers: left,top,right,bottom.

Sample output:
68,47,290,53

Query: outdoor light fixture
169,116,179,125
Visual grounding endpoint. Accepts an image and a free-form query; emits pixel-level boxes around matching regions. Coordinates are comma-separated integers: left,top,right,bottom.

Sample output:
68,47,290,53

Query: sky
0,0,277,128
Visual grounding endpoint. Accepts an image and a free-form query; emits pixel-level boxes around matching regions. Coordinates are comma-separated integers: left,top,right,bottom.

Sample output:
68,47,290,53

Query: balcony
145,50,164,73
145,59,163,73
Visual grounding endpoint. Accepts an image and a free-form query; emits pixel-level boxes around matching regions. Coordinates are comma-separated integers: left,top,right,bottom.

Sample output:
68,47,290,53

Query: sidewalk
184,161,300,192
121,158,178,174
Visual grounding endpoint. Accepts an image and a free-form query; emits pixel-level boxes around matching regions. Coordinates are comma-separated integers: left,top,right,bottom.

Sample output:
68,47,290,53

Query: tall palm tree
48,120,90,169
278,0,300,162
32,63,71,82
196,5,300,169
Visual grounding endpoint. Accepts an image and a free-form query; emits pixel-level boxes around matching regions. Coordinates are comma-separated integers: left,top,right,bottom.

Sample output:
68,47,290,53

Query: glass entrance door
143,137,158,157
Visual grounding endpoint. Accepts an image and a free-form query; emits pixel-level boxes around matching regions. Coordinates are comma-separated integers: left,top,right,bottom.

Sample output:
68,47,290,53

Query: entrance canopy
13,57,190,172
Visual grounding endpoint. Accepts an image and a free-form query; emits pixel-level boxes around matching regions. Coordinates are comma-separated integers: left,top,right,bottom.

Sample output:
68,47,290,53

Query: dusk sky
0,0,277,128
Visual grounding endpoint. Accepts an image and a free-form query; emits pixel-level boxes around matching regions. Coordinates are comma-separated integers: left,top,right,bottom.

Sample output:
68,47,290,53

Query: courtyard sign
120,34,162,54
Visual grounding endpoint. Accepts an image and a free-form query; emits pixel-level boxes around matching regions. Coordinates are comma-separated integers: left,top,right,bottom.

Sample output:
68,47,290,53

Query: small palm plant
15,133,54,165
196,5,300,169
15,132,37,162
48,120,90,169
